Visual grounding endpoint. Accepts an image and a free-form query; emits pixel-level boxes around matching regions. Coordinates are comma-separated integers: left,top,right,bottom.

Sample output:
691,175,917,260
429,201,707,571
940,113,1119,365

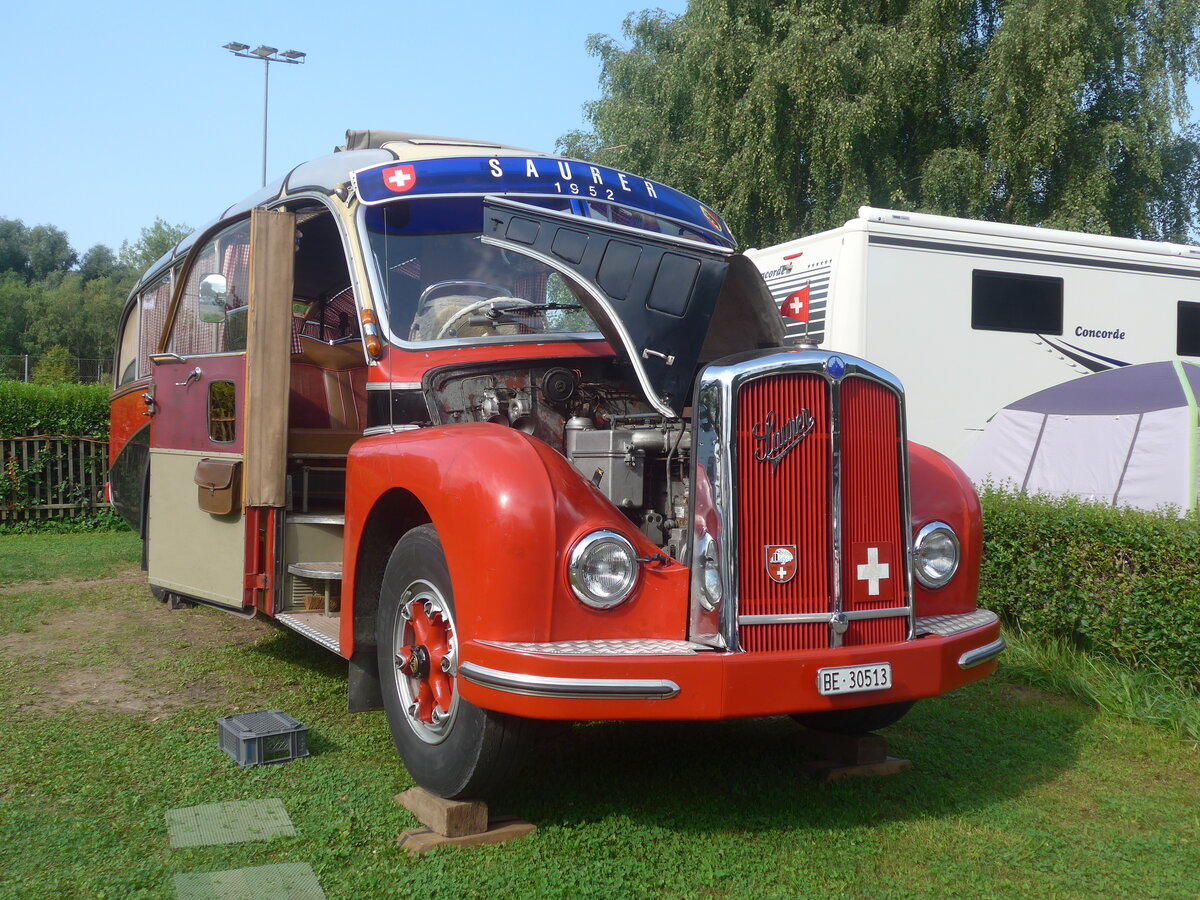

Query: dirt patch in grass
31,665,228,716
0,568,147,598
0,570,275,716
994,681,1081,711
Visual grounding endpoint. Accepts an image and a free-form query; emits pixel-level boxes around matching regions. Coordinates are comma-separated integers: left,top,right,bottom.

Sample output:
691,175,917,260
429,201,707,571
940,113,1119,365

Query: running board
276,612,342,654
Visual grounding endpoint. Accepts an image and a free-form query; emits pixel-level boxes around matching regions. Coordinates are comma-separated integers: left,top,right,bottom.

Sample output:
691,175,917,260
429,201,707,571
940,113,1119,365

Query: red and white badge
383,165,417,193
765,545,797,584
783,285,810,323
851,542,894,602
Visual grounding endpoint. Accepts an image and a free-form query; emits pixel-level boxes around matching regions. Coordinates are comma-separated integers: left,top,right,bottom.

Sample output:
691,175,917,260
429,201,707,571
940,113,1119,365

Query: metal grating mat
174,862,326,900
166,799,295,848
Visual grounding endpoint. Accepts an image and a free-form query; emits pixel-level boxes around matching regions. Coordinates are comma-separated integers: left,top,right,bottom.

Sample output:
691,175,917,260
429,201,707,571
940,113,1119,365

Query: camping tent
962,361,1200,515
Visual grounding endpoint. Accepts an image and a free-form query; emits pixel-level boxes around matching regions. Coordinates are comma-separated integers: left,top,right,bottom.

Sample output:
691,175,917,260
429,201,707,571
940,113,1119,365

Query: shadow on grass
249,624,349,679
229,622,1086,835
486,677,1089,834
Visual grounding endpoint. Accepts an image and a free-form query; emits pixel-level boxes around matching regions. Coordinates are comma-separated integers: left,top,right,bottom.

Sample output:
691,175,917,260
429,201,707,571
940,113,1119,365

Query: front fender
344,424,688,653
908,441,982,617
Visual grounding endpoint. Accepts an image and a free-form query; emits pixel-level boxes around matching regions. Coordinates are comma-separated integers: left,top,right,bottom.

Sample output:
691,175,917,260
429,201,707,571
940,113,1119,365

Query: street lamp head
223,41,250,52
251,45,278,58
280,50,306,61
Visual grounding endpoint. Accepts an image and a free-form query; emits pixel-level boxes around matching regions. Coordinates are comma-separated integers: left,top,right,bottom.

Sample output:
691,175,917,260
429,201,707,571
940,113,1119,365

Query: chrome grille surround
688,348,914,652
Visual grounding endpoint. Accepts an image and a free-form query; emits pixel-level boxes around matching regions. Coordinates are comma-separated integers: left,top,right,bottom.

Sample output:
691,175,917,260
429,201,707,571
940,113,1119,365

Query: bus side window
138,270,173,376
115,303,139,386
168,219,252,356
208,380,237,442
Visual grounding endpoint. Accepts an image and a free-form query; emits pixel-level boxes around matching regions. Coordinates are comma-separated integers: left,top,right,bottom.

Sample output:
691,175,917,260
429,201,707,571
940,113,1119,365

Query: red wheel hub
400,602,454,725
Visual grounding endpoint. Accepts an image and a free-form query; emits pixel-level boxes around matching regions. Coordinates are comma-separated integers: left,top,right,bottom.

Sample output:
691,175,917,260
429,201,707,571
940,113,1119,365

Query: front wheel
791,701,914,734
377,524,532,798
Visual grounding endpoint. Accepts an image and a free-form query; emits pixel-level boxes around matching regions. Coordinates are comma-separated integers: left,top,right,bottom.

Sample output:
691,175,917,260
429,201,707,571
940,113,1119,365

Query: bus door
147,210,295,609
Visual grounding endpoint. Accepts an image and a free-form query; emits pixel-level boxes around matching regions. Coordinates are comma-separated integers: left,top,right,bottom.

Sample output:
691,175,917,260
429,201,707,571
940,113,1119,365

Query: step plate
276,612,341,654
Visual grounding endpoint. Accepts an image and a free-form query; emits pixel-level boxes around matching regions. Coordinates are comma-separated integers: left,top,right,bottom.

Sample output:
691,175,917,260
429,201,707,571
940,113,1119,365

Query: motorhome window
167,219,252,356
365,198,603,344
971,270,1063,334
138,270,173,375
208,380,236,442
1177,301,1200,356
115,303,139,386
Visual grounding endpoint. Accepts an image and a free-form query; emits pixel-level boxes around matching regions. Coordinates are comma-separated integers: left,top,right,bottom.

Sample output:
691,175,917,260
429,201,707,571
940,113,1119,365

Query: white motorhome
747,207,1200,464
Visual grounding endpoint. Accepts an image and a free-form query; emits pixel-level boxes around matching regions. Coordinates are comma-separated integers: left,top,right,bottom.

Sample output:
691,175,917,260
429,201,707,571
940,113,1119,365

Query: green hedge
980,487,1200,689
0,382,110,439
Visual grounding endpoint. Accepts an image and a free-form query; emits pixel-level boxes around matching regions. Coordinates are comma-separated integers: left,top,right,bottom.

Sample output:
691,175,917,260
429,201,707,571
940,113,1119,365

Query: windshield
365,198,605,345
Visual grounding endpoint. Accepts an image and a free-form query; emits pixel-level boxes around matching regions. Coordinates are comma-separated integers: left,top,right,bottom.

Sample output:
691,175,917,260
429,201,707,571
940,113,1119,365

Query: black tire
376,524,532,799
792,700,915,734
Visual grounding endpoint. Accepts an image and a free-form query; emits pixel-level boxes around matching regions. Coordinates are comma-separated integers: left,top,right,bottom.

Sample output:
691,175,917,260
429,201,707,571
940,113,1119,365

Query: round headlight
569,530,639,609
913,522,960,589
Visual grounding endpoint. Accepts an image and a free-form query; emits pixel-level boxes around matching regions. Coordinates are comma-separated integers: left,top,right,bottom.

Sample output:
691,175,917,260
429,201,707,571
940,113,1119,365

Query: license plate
817,662,892,696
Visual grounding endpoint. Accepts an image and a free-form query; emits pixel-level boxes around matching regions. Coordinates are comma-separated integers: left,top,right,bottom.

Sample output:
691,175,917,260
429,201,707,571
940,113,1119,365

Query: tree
79,244,118,282
26,224,76,281
0,219,29,278
0,271,33,357
561,0,1200,247
118,217,191,275
30,345,72,384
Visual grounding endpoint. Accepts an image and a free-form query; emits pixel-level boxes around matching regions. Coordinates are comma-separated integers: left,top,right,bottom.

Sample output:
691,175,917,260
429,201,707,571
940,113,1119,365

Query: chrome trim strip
958,637,1007,669
828,368,844,647
739,606,909,626
362,424,421,436
459,662,680,700
366,382,423,391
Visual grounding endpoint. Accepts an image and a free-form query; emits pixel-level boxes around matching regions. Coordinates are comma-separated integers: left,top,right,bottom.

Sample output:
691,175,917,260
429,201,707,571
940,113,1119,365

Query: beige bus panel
243,208,295,508
148,449,245,606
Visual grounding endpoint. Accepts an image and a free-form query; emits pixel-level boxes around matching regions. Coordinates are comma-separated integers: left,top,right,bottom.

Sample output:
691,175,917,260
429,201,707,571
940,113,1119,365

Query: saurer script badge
766,545,797,584
752,410,816,471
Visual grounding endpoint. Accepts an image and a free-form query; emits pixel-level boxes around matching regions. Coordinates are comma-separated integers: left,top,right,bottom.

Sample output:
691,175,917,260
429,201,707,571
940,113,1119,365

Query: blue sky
1,0,686,257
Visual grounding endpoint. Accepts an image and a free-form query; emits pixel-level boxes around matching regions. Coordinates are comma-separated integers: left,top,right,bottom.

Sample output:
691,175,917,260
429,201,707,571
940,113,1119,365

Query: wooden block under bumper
793,728,888,765
395,787,488,837
802,757,912,781
398,817,536,856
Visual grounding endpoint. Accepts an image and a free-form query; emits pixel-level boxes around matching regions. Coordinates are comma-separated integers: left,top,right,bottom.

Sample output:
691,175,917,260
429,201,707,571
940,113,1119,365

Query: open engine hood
482,198,785,417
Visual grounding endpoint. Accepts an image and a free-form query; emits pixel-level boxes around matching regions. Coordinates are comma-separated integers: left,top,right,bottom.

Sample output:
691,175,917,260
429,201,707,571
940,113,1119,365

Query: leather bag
194,458,242,515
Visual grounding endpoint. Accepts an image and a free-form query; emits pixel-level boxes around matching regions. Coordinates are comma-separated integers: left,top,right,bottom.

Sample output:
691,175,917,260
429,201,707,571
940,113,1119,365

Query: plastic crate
216,710,310,767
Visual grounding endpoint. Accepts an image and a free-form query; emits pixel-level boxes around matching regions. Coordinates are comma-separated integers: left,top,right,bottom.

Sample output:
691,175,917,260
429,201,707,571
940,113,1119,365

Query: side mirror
198,274,229,323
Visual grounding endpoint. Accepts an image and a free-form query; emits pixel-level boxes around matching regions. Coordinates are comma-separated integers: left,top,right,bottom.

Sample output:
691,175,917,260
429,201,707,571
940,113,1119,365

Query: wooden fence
1,436,111,521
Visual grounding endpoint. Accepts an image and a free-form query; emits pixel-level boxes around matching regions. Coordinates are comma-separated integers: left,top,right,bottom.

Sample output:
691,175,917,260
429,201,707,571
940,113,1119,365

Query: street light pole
222,43,307,187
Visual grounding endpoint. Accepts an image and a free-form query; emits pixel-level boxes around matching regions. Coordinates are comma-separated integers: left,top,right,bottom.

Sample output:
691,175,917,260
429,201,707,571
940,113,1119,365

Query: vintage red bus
108,130,1003,798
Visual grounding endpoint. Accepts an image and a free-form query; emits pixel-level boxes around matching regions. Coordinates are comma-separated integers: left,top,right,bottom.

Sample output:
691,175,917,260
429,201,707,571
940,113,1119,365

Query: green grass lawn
0,532,1197,898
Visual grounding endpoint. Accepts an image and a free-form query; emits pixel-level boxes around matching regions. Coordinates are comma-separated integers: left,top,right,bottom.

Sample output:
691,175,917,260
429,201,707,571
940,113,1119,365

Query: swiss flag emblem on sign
383,165,417,193
783,285,810,323
851,542,895,603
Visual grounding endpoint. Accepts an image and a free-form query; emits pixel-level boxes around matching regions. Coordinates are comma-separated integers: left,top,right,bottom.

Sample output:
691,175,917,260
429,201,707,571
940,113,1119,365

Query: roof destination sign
352,155,734,246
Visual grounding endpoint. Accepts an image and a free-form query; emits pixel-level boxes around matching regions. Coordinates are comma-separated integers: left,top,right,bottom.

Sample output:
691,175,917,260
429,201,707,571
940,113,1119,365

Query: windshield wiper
485,302,582,318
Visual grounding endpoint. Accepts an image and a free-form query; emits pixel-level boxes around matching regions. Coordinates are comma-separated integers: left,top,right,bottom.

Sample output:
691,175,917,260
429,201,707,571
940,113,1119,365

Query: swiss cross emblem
784,285,810,323
852,543,894,602
383,165,417,193
765,545,797,584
